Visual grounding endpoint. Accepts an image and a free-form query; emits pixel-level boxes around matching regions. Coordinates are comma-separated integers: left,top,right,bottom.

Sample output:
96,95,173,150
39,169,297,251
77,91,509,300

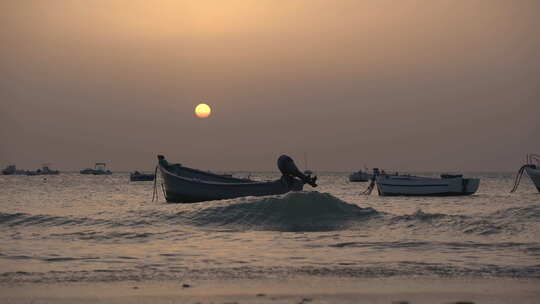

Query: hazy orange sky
1,0,539,171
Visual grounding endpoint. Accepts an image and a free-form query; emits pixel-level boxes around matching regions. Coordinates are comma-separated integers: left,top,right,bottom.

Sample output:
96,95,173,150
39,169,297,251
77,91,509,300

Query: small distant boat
157,154,317,203
25,170,40,176
130,171,155,182
37,164,59,175
511,154,540,193
349,170,372,182
2,165,26,175
375,173,480,196
80,163,112,175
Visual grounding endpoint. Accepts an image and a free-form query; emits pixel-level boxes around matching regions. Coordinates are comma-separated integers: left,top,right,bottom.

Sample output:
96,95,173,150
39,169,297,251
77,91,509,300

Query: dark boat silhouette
80,163,112,175
2,165,26,175
157,155,317,203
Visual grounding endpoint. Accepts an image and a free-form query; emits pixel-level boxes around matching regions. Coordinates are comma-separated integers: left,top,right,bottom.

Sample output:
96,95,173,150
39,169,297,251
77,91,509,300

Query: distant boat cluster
1,162,155,182
3,154,539,203
1,164,59,176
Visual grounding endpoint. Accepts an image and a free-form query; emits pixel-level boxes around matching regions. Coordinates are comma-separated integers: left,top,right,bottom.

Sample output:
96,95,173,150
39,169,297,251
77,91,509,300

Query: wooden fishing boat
157,155,316,203
375,174,480,196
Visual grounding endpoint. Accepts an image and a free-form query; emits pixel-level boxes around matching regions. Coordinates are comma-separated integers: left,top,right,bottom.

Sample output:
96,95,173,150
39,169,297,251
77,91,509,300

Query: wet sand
1,277,538,304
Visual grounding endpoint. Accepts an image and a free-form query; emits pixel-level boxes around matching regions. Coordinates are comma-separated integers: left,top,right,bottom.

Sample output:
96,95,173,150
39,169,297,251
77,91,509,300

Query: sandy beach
1,277,538,304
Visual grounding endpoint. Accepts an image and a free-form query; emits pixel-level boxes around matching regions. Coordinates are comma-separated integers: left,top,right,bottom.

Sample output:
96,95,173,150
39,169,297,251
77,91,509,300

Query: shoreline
1,276,538,304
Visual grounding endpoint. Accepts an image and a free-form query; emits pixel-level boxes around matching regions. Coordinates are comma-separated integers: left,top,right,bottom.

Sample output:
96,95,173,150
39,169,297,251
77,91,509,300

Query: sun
195,103,211,118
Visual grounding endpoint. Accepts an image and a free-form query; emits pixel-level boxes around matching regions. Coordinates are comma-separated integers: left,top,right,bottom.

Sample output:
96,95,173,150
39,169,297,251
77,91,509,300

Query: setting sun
195,103,211,118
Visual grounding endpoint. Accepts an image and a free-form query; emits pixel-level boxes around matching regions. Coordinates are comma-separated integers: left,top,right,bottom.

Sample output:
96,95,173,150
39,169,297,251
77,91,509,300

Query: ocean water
0,172,539,284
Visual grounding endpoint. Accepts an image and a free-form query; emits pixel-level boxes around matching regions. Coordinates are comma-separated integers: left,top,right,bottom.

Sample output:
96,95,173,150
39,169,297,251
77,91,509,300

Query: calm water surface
1,172,539,283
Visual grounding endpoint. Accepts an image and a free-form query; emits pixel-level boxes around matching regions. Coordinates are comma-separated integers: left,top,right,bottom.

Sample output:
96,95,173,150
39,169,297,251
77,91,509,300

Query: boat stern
525,167,540,192
463,178,480,195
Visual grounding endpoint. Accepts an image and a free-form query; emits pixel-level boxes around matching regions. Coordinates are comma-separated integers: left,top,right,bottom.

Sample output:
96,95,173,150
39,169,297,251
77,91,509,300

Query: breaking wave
183,191,379,231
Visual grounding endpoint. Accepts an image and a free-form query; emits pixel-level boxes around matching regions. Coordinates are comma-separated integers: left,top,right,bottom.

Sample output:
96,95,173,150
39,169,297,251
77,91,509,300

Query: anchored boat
349,170,372,182
2,165,26,175
29,164,59,175
511,154,540,193
80,163,112,175
361,168,480,196
375,173,480,196
157,154,317,203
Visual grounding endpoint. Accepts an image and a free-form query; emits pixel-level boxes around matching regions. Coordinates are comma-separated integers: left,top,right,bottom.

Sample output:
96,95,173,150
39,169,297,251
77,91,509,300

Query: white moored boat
375,174,480,196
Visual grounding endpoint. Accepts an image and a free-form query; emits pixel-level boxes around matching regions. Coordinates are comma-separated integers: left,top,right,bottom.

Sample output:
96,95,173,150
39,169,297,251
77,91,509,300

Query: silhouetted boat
375,173,480,196
511,154,540,193
36,164,59,175
25,170,40,176
80,163,112,175
130,171,155,181
2,165,26,175
157,154,317,203
349,170,372,182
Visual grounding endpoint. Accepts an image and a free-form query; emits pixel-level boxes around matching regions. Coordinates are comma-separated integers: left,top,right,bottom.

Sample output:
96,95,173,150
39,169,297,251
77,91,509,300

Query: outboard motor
277,155,317,187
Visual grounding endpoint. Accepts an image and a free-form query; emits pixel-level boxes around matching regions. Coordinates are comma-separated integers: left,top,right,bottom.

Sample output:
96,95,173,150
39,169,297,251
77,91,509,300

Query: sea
1,172,539,284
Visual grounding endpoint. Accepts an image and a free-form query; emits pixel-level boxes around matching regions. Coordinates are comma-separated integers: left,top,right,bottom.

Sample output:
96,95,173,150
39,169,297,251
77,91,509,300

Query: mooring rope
152,165,159,202
362,178,377,195
160,178,166,200
510,165,528,193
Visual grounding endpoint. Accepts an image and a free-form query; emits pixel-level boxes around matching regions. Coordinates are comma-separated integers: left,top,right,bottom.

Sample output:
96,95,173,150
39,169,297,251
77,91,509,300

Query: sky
1,0,539,172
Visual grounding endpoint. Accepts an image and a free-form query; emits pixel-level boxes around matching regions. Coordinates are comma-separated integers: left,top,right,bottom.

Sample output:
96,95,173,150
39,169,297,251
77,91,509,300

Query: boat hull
525,167,540,192
159,165,304,203
376,175,480,196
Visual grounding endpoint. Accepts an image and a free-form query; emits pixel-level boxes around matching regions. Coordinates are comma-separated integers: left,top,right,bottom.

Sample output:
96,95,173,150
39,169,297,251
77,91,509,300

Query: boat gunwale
159,163,288,187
